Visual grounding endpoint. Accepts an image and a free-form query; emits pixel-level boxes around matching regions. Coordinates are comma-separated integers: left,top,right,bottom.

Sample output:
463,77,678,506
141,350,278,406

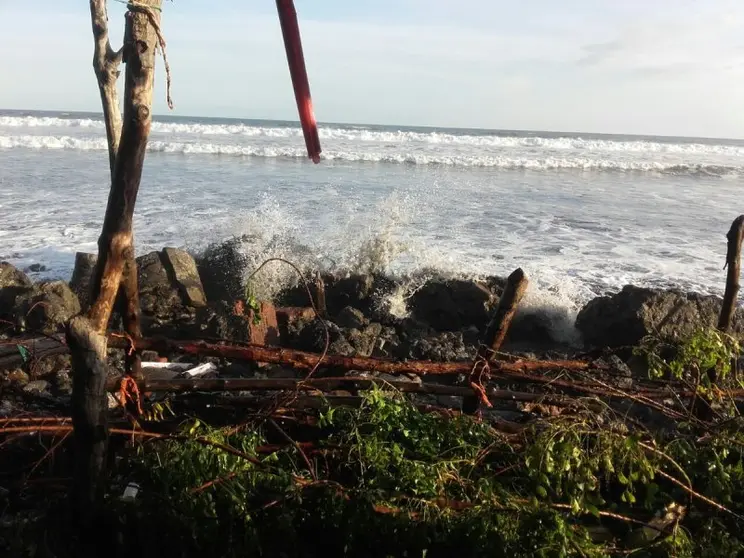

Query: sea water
0,109,741,330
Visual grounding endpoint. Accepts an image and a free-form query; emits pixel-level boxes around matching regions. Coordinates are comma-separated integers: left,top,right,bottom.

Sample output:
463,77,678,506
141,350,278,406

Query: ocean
0,108,741,331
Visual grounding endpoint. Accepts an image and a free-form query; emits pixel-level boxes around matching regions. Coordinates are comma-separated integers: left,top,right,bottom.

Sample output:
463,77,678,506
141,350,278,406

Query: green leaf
16,344,29,363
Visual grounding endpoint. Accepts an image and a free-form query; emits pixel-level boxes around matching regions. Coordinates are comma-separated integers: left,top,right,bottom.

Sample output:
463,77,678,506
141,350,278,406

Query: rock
194,300,279,345
325,274,375,317
276,307,316,344
0,399,13,417
31,354,71,379
0,262,33,325
346,323,383,357
14,281,81,334
137,251,183,318
25,263,47,273
69,252,97,311
54,370,73,395
335,306,368,329
6,369,29,387
371,326,403,359
576,285,744,348
404,331,475,362
409,278,496,331
23,380,49,393
196,237,249,303
161,247,207,308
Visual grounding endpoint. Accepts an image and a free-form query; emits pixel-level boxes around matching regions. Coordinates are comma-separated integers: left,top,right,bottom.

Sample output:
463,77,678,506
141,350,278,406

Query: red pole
276,0,321,163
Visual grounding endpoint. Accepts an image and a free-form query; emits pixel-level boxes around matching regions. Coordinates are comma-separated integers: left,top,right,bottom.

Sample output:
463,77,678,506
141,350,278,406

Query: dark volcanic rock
196,237,249,303
409,278,496,331
335,306,368,329
576,285,744,348
404,331,475,362
346,323,383,357
137,248,206,335
0,263,34,327
14,281,81,334
162,247,207,308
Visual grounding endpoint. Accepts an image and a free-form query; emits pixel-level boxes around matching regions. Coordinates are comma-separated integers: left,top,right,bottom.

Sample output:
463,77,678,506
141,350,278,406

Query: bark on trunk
718,215,744,333
67,316,109,532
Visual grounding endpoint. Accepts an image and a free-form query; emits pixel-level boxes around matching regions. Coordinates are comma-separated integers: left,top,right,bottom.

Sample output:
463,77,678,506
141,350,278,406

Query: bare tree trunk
69,0,163,530
89,0,123,177
89,0,143,380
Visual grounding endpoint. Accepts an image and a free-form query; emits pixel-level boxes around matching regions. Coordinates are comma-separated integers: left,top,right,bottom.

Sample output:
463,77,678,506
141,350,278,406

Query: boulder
576,285,744,348
194,300,279,345
409,278,496,331
335,306,368,329
14,281,81,334
69,252,97,311
162,247,207,308
136,249,207,333
137,251,184,319
403,331,476,362
0,263,34,324
196,237,249,303
346,323,383,357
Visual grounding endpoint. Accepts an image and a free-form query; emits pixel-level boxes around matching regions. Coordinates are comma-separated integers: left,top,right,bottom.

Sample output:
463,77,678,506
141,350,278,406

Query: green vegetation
3,328,744,557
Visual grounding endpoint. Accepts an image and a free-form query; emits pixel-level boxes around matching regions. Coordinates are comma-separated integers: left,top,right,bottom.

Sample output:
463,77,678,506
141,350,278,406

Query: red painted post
276,0,322,163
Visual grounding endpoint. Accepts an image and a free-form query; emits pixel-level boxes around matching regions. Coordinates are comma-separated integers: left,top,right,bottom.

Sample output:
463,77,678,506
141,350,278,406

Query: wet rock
6,369,29,387
371,326,403,359
162,247,207,308
138,251,183,318
325,274,375,316
291,320,355,356
25,263,47,273
0,399,13,417
404,331,475,362
23,380,49,393
276,306,316,344
32,354,72,379
196,237,249,303
335,306,368,329
14,281,81,334
576,285,744,348
69,252,97,311
346,323,383,357
194,300,279,345
0,263,34,326
409,278,496,331
54,370,73,395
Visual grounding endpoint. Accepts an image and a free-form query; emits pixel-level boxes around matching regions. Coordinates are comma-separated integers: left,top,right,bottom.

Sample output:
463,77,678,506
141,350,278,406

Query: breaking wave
0,133,740,176
2,115,744,156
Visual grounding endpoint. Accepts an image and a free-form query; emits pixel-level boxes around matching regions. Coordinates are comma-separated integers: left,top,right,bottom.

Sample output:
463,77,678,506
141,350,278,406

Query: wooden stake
718,215,744,333
481,267,529,355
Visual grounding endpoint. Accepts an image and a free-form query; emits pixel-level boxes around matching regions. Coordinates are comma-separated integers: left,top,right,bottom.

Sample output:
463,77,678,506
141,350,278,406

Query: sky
1,0,744,137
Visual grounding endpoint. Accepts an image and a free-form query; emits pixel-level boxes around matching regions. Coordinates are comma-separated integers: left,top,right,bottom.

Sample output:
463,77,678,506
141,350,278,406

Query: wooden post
718,215,744,333
69,0,163,530
481,268,529,356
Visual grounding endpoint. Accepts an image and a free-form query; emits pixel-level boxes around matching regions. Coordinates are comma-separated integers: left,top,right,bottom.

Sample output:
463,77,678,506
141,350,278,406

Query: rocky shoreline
1,237,742,408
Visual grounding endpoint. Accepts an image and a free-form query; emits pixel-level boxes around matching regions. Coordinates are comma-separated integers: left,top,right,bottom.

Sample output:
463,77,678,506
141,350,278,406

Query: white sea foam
2,115,744,156
0,134,740,176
